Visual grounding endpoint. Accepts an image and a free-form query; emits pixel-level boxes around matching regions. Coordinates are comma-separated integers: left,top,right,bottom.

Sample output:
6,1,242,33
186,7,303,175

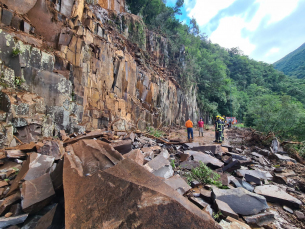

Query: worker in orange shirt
185,118,193,142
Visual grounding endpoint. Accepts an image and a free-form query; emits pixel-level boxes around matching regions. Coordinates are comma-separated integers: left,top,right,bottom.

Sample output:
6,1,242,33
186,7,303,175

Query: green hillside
126,0,305,143
274,43,305,79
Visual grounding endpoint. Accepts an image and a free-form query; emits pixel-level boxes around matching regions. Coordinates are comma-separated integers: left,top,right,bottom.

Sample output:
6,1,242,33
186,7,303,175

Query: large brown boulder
63,140,220,229
1,0,37,14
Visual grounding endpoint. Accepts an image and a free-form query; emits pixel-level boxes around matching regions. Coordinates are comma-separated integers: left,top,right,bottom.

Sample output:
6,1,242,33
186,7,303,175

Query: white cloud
210,16,256,56
265,47,280,57
186,0,301,62
187,0,236,26
246,0,299,31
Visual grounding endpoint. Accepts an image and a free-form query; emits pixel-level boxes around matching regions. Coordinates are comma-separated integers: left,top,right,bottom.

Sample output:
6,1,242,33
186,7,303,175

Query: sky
166,0,305,63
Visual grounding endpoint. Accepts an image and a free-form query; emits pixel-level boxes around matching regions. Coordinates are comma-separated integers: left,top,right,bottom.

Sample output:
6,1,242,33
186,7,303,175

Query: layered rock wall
0,0,198,147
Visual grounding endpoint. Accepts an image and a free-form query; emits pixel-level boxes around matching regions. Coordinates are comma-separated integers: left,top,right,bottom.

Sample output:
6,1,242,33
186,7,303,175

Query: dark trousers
187,128,193,139
217,131,223,142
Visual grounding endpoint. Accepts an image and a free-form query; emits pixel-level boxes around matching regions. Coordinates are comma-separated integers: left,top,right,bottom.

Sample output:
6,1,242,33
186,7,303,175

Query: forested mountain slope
126,0,305,143
274,43,305,79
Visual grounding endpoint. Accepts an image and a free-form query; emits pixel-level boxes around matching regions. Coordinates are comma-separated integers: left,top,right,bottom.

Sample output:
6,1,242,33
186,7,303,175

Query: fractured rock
0,213,28,228
254,185,302,209
212,187,269,215
21,173,55,213
185,150,224,168
123,149,144,165
222,160,240,173
236,169,273,180
189,197,210,209
275,154,296,163
243,212,275,227
152,165,174,179
200,189,212,203
144,154,170,172
295,211,304,220
230,177,254,192
215,199,238,219
37,140,63,160
0,192,21,215
245,174,261,185
5,150,26,158
63,157,221,229
164,175,191,195
110,139,132,155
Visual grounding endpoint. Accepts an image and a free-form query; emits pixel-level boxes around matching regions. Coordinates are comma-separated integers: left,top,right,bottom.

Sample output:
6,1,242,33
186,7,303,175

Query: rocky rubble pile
0,127,303,228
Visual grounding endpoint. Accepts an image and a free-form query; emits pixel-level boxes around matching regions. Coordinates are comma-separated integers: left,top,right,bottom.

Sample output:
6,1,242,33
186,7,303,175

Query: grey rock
212,187,269,216
254,185,302,209
152,165,173,179
222,160,240,173
164,175,191,195
0,213,28,228
2,9,13,26
283,205,293,214
295,211,304,220
189,197,210,209
243,212,275,226
230,177,254,192
185,150,224,168
275,154,296,163
215,199,238,219
237,169,273,180
144,154,169,172
245,174,261,185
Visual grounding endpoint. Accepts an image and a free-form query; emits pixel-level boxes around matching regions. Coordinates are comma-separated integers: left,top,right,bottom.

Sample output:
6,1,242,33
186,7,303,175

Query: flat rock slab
189,197,210,209
37,140,62,160
215,199,238,219
254,185,302,209
185,151,224,168
180,160,200,170
5,150,26,158
275,154,296,163
63,157,221,229
0,192,21,215
144,154,169,172
191,145,217,154
21,173,55,213
243,212,275,226
24,153,55,181
123,149,144,165
212,187,269,216
222,160,240,173
237,169,273,180
183,142,200,148
0,213,28,228
110,139,132,155
165,175,191,195
230,177,254,192
152,165,174,179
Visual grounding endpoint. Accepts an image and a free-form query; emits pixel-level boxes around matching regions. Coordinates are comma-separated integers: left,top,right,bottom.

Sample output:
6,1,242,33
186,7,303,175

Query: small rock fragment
243,212,275,227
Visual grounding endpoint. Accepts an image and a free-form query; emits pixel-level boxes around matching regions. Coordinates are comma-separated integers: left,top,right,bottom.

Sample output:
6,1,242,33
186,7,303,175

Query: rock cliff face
0,0,198,147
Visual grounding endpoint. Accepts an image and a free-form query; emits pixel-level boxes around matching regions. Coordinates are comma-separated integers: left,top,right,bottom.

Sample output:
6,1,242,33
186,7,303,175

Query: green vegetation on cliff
274,43,305,79
126,0,305,142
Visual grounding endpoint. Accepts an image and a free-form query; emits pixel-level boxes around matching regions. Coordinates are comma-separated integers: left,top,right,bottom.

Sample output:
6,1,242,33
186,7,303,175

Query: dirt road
168,125,230,146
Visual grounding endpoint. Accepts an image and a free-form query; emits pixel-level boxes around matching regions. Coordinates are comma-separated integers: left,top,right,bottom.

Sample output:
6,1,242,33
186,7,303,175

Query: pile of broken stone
0,128,304,228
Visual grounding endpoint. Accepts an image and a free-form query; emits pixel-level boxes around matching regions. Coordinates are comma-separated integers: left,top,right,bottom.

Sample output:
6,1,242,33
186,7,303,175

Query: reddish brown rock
0,192,21,215
123,149,144,165
1,0,37,14
5,150,26,159
21,173,55,213
63,156,221,229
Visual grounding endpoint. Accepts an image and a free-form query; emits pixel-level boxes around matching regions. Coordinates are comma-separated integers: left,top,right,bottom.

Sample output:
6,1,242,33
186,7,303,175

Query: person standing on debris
185,118,194,142
220,116,225,142
213,116,220,142
216,117,223,143
198,117,204,137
